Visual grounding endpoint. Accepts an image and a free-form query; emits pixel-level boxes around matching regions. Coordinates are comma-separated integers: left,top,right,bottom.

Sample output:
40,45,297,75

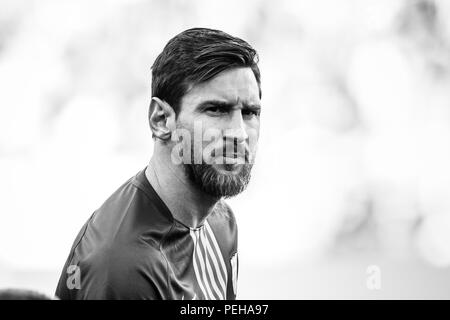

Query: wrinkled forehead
180,67,261,110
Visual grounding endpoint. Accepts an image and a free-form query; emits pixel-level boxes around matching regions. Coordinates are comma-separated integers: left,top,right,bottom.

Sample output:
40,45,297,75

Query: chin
185,162,252,199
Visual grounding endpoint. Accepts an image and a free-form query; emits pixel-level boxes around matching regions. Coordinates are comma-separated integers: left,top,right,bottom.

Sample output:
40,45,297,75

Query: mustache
175,136,255,165
213,138,252,163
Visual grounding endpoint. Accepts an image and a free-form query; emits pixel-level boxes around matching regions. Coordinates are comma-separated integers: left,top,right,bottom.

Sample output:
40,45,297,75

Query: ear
148,97,176,141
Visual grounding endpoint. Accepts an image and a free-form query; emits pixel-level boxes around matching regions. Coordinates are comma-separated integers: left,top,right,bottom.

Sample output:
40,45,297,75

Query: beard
182,137,254,198
174,122,255,198
184,162,253,199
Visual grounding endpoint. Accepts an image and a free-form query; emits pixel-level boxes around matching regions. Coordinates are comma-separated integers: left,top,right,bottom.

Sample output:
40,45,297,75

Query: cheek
246,123,260,148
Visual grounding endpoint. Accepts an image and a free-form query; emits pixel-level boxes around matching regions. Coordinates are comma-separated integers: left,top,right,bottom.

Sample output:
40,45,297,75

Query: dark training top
55,168,238,300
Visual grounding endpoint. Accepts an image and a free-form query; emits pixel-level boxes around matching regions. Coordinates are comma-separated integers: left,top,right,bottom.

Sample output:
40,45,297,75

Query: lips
210,148,247,159
223,152,246,159
222,154,247,165
208,143,250,164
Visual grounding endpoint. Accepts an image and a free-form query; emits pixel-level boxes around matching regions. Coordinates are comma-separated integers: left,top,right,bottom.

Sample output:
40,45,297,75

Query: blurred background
1,0,450,299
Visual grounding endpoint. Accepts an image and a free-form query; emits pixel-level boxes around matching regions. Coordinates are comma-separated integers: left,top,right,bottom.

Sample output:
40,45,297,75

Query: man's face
173,67,261,198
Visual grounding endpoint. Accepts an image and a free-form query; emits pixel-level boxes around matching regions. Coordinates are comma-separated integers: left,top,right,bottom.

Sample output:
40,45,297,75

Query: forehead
180,67,260,109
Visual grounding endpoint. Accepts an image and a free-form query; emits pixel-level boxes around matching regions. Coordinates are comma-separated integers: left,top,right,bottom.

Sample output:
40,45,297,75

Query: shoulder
58,241,167,299
91,242,166,286
86,170,173,248
56,170,174,299
86,240,165,274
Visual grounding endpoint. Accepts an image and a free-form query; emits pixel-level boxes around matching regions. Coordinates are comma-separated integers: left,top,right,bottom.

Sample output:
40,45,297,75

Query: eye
206,106,227,115
242,109,260,117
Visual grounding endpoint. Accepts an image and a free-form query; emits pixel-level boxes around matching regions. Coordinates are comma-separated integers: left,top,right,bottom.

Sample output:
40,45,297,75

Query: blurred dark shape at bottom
0,288,53,300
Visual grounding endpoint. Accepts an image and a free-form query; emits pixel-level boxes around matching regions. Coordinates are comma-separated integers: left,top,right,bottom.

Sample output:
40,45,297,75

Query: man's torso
55,168,238,300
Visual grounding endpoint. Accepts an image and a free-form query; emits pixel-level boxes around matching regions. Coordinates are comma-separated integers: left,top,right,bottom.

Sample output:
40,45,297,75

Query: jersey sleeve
55,243,167,300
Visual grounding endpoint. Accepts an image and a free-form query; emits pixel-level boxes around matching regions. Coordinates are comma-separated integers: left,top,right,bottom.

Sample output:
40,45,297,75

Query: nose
225,109,248,145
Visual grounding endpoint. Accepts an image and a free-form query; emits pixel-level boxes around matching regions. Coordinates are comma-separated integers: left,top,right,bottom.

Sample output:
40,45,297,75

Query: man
55,27,261,300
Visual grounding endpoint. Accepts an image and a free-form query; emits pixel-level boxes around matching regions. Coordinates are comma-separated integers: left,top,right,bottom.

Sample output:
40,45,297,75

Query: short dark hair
151,28,261,114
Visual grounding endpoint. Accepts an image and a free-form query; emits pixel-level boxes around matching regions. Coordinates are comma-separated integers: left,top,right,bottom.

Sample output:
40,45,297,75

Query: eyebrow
196,99,261,111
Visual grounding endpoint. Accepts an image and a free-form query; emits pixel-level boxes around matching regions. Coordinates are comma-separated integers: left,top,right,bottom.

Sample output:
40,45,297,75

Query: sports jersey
55,168,238,300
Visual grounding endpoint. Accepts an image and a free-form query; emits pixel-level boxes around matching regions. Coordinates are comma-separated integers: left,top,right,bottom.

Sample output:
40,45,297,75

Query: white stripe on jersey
189,231,209,299
190,221,228,300
204,229,227,295
193,229,215,299
200,227,224,299
205,221,228,286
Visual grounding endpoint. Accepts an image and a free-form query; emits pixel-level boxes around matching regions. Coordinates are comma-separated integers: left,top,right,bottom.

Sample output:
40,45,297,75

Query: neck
145,143,220,229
